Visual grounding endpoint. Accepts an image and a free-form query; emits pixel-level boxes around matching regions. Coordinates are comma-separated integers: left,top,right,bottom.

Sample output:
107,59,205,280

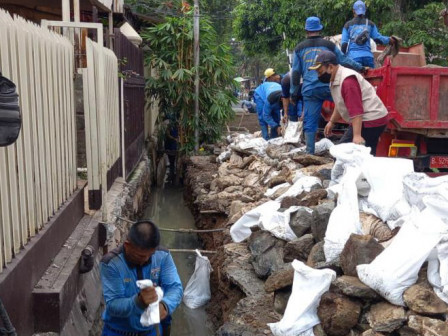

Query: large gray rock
274,288,292,315
367,302,406,333
289,206,314,238
264,264,294,293
298,189,328,207
333,276,382,301
407,314,448,336
307,241,326,268
340,234,384,276
318,292,362,336
284,234,315,262
280,195,302,209
403,284,448,315
248,231,285,279
311,202,335,242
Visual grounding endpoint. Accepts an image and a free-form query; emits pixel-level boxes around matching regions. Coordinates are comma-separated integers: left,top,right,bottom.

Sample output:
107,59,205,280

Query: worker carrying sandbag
183,250,213,309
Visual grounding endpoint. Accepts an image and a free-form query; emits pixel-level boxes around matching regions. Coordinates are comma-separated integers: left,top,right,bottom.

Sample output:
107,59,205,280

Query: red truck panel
365,58,448,129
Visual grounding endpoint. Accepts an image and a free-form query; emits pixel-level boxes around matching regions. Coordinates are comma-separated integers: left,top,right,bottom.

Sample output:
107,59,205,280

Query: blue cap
305,17,323,32
353,1,366,15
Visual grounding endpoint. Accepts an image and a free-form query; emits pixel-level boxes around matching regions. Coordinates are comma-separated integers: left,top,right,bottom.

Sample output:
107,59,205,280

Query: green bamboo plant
141,8,237,153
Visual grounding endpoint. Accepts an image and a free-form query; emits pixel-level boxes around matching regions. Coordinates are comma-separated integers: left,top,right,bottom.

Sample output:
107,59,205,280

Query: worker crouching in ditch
100,221,183,336
310,50,388,155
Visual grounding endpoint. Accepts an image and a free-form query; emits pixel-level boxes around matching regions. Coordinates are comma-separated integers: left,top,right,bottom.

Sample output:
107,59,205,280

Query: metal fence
114,29,145,178
0,10,77,270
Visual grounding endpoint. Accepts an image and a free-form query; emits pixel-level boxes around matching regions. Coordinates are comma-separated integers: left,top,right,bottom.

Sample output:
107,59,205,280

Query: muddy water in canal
143,186,215,336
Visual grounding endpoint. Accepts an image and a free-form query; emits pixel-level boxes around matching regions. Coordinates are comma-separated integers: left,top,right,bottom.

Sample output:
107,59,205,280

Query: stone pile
184,133,448,336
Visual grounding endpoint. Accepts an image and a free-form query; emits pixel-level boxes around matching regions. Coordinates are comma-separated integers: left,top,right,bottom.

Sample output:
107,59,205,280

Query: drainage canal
142,185,214,336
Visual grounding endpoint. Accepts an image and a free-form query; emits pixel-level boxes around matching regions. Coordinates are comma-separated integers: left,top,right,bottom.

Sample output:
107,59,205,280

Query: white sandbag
360,157,414,222
230,201,280,242
357,202,448,306
136,280,164,326
422,196,448,303
283,121,303,144
268,260,336,336
259,206,300,241
324,166,363,262
276,176,322,201
314,138,334,155
232,136,268,156
329,143,372,185
268,137,286,146
217,150,231,163
183,250,213,309
403,173,448,210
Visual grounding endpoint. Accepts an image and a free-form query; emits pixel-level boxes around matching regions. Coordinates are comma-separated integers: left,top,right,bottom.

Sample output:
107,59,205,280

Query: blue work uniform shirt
341,17,390,59
100,246,183,335
290,36,363,97
254,82,282,128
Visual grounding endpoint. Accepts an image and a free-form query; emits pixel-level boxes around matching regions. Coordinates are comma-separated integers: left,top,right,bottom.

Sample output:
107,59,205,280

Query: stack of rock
184,132,448,336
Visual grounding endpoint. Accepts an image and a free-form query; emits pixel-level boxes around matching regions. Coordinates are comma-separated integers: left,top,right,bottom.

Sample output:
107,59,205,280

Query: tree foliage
233,0,448,65
141,10,236,152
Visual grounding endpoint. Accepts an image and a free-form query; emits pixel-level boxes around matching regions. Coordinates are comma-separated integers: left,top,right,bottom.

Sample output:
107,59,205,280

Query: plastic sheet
183,250,213,309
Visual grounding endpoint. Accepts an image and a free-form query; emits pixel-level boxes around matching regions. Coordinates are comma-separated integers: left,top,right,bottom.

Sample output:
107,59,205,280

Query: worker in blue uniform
281,72,303,122
254,81,283,140
291,16,364,154
341,1,394,68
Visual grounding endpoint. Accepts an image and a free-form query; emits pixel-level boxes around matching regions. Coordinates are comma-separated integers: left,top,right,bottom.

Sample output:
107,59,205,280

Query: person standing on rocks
291,16,364,154
310,50,388,155
254,81,283,139
100,221,183,336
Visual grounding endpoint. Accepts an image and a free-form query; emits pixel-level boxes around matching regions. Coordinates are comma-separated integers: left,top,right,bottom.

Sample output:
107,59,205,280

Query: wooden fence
82,38,121,209
0,10,77,270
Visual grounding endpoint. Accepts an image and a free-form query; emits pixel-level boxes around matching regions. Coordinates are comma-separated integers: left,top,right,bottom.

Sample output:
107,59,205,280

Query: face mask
318,71,331,83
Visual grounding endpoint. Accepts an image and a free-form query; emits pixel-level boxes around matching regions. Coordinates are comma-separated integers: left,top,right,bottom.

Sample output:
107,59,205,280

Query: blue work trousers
258,118,269,140
353,56,375,68
288,100,303,122
303,87,332,154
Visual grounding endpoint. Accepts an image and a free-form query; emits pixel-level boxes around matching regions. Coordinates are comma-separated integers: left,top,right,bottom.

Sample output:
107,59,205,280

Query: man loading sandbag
100,221,183,336
310,50,388,155
254,81,283,139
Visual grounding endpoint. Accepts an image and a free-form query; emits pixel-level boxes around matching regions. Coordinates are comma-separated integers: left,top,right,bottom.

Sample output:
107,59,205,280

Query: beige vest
330,66,388,122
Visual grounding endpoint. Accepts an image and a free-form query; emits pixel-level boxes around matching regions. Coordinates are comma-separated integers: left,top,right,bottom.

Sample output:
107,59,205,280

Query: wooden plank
0,10,13,265
47,32,58,212
52,34,62,207
65,41,76,194
62,40,70,199
55,39,66,202
16,16,36,243
8,15,25,253
39,30,55,218
26,21,43,234
32,22,48,228
81,68,95,192
86,39,100,190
